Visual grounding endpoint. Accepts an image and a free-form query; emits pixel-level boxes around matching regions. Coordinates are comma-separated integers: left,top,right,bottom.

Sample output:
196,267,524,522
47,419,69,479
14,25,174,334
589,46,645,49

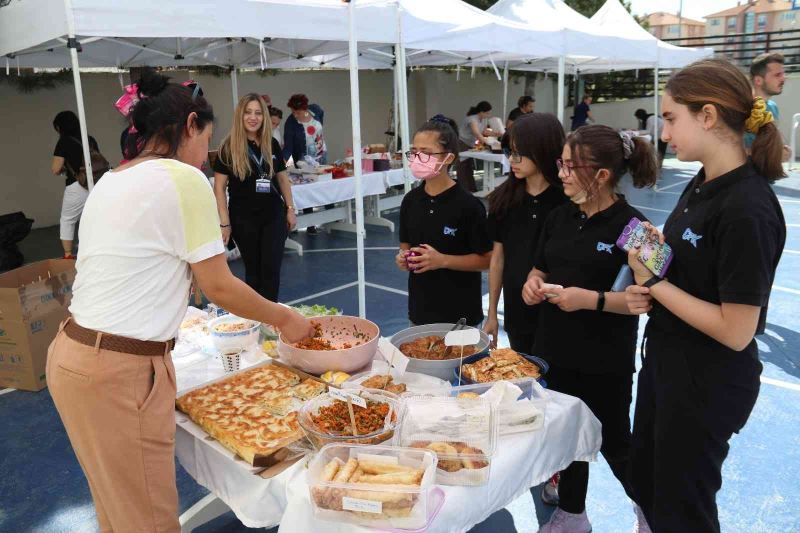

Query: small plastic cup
220,348,243,373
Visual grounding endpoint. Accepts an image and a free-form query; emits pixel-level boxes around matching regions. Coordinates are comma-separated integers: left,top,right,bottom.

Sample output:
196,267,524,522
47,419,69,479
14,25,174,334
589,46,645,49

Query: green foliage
463,0,635,19
0,69,72,93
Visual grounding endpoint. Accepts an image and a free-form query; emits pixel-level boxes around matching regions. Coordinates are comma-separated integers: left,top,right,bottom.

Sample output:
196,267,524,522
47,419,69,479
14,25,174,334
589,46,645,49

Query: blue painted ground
2,159,799,532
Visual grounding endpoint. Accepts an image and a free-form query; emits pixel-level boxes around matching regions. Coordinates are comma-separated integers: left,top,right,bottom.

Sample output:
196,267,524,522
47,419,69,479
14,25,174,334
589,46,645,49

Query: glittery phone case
616,217,673,278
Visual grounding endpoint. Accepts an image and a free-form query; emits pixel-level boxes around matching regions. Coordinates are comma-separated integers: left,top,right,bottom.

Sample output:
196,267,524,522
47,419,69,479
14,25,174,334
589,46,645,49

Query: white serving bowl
208,314,260,353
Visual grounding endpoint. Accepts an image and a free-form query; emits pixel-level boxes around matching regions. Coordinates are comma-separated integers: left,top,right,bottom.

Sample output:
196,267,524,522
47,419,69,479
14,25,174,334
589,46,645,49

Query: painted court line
284,281,359,305
773,285,800,296
783,249,800,255
364,282,408,296
761,376,800,392
630,204,673,214
653,178,691,192
0,388,15,396
298,247,398,253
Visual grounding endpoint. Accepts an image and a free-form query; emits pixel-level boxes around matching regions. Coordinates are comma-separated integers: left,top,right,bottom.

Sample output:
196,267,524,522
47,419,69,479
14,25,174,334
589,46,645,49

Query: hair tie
619,131,635,160
745,96,774,134
429,114,450,124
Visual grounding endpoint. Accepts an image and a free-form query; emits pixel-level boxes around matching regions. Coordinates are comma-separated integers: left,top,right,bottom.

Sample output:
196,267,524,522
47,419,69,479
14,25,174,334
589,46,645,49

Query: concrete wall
3,69,798,229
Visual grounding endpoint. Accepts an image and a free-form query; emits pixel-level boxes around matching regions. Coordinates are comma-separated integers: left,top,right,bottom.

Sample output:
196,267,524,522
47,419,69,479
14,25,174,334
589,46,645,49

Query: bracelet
642,276,663,289
220,224,230,228
596,291,605,312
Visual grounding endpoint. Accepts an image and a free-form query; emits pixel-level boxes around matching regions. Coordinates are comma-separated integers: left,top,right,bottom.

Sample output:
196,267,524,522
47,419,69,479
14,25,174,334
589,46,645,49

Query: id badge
255,178,271,194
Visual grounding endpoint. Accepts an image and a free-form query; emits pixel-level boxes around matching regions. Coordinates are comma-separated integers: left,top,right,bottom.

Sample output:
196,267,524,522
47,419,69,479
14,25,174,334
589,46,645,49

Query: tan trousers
47,322,180,533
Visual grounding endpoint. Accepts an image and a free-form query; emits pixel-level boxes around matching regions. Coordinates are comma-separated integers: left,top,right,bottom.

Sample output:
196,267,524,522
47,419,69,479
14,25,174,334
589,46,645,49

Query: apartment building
645,12,706,45
705,0,798,50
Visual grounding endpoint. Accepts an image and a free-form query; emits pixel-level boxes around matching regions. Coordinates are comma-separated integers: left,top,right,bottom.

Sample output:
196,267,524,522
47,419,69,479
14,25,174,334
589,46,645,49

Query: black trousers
546,365,634,514
231,208,288,302
630,326,761,532
506,331,535,354
456,140,477,193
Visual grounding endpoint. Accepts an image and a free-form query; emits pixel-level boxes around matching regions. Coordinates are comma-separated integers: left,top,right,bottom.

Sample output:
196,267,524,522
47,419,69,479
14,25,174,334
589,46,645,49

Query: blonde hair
218,93,273,181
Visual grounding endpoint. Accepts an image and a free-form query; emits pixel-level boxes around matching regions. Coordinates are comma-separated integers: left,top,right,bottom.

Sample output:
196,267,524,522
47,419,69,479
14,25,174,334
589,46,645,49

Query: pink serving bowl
277,315,380,375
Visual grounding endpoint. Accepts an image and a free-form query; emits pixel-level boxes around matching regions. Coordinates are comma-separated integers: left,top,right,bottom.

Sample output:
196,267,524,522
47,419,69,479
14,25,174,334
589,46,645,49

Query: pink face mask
410,156,448,180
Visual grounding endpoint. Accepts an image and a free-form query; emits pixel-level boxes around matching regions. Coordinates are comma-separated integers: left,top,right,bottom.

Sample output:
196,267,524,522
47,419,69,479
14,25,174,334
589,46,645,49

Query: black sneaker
306,226,319,235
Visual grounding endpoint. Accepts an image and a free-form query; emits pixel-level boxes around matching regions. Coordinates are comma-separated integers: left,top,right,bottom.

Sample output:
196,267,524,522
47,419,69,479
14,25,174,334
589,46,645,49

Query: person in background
747,52,790,161
634,108,666,170
507,95,536,129
213,94,296,302
48,71,313,533
457,101,494,192
397,118,492,327
625,58,785,533
571,93,593,131
283,93,327,233
51,110,99,259
484,113,567,354
523,125,657,533
270,106,284,148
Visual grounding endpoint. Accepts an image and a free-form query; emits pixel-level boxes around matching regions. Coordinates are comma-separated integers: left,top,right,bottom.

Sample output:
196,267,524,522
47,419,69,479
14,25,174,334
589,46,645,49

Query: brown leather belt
64,319,175,357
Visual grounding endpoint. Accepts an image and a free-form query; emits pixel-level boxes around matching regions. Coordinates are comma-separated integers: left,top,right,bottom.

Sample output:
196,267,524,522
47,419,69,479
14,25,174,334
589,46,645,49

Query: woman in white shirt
457,101,494,192
46,71,313,533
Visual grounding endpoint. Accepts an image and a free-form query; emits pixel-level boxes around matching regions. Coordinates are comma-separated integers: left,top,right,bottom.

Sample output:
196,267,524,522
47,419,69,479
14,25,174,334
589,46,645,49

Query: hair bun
137,70,170,98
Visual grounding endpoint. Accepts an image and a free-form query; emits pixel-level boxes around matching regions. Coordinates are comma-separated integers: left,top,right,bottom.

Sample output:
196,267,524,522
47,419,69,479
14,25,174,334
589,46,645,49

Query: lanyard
248,145,268,177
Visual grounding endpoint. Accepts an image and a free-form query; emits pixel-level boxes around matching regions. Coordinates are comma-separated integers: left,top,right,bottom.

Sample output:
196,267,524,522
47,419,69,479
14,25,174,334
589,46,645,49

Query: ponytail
467,100,492,117
628,137,658,188
751,122,786,182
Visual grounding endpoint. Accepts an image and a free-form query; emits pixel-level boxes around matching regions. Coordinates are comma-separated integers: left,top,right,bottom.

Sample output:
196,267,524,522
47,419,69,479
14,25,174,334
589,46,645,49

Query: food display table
458,151,510,196
172,322,601,533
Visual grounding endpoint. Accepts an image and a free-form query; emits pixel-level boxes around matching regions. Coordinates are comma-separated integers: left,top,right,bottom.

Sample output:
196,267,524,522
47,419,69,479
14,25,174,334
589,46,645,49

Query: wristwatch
642,276,663,289
596,291,605,312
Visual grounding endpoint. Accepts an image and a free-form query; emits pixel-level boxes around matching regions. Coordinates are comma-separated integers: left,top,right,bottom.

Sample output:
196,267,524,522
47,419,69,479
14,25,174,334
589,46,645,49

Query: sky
628,0,739,21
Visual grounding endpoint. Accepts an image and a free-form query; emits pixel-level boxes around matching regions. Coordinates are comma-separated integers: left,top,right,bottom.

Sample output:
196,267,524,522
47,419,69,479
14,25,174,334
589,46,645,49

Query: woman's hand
547,287,594,313
522,276,546,306
395,249,409,272
277,311,316,344
483,315,499,349
221,226,232,246
408,244,445,274
286,210,297,231
625,285,653,315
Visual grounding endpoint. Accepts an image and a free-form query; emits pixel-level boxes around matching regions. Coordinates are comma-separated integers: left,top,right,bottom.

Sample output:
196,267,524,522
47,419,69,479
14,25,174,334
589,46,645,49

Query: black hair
634,108,652,130
269,106,283,120
415,118,460,169
567,125,657,190
467,101,492,116
488,113,565,217
128,70,214,159
517,95,535,108
53,110,81,138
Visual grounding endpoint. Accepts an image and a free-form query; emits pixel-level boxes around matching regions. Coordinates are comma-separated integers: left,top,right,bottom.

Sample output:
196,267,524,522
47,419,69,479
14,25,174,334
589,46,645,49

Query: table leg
488,161,496,191
284,238,303,256
179,493,230,533
483,160,491,193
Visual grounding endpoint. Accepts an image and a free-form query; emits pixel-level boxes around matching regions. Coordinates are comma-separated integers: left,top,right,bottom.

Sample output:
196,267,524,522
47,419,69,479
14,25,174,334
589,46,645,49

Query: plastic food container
413,378,549,436
298,389,402,450
389,324,490,380
308,443,438,530
397,396,497,486
278,315,380,375
208,315,260,353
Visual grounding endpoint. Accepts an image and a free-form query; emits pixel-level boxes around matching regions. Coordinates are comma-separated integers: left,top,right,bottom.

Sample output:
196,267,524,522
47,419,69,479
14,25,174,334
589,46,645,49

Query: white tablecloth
458,150,510,175
292,171,387,210
172,333,602,531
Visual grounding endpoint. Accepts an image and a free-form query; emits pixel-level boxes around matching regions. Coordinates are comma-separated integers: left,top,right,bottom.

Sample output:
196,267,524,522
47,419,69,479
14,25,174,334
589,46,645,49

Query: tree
464,0,634,19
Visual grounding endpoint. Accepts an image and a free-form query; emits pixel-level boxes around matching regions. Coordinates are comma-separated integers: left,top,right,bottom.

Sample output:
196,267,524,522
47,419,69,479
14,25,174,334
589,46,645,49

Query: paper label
329,387,367,408
370,360,390,374
357,453,399,465
342,497,382,514
444,328,480,347
377,338,409,379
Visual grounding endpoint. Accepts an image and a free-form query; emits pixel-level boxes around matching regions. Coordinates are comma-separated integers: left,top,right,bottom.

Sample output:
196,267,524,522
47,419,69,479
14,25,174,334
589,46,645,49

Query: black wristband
596,291,605,312
642,276,663,289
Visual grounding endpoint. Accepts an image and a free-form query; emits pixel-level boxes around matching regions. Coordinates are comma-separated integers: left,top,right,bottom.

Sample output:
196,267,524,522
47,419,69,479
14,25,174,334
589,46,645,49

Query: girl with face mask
521,125,657,533
395,118,493,327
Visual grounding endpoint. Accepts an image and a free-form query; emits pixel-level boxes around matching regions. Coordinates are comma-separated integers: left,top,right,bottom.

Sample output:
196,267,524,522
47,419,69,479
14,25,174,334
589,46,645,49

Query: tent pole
396,3,412,194
502,61,509,120
653,66,659,147
557,56,565,126
63,0,94,190
393,50,400,152
348,0,367,318
231,66,239,110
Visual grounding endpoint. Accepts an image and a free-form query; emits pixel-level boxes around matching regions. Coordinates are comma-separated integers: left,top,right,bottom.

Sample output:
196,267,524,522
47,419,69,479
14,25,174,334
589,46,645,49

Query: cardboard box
0,260,76,391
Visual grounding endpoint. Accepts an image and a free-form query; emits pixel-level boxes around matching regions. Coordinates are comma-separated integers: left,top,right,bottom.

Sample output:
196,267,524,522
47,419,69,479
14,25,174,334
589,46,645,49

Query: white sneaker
541,475,560,506
633,503,652,533
537,508,592,533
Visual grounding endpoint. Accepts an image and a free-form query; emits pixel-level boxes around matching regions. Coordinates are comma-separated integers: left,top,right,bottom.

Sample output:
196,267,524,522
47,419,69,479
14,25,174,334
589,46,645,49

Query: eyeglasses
507,151,523,164
556,158,594,177
405,150,449,163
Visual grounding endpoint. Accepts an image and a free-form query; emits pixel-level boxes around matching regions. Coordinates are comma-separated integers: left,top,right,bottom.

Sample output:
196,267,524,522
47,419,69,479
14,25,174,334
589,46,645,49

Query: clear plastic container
298,389,402,450
397,396,497,486
410,378,549,436
308,443,438,529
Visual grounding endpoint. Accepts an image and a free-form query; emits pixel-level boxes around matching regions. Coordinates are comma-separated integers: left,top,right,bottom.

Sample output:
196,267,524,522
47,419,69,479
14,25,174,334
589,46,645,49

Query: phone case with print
616,217,673,278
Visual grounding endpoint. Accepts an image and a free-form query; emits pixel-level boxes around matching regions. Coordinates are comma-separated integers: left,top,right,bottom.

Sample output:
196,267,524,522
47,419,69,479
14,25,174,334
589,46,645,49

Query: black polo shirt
213,138,286,218
487,186,568,335
54,135,99,187
648,161,785,349
533,197,645,375
399,181,492,325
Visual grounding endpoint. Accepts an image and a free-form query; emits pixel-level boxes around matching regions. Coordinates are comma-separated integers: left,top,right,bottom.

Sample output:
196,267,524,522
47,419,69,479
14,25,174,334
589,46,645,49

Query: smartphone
611,266,634,292
616,217,673,278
